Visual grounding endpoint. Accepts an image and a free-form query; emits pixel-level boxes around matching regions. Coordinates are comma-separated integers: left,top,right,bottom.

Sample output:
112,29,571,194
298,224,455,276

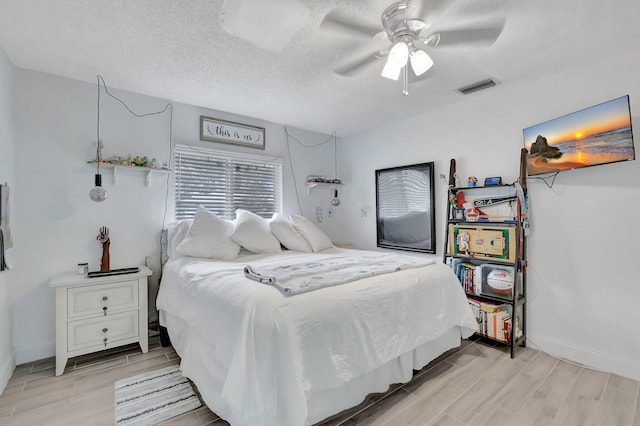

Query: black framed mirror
375,162,436,253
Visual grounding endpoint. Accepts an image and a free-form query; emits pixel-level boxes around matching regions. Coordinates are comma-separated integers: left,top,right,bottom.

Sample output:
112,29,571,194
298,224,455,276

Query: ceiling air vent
457,79,496,95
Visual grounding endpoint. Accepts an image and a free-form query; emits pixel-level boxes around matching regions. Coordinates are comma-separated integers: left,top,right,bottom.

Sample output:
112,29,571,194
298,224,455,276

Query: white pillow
177,206,240,260
290,214,334,252
230,209,281,254
166,219,193,259
269,213,312,252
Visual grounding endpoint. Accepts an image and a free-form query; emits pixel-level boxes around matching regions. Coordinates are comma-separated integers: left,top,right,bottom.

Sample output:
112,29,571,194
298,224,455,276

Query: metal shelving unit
443,151,528,358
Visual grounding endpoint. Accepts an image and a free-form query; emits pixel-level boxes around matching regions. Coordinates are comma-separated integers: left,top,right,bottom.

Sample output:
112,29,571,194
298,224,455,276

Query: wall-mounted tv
523,95,635,176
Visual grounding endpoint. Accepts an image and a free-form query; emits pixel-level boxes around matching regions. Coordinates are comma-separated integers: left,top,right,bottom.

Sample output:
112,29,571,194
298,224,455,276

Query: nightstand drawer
67,310,139,352
68,280,138,318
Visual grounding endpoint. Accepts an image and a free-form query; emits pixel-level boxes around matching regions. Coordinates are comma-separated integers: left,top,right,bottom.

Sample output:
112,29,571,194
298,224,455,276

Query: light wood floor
0,336,638,426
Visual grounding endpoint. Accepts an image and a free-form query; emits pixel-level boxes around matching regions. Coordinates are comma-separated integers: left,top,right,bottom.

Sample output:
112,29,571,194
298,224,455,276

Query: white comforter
156,248,477,426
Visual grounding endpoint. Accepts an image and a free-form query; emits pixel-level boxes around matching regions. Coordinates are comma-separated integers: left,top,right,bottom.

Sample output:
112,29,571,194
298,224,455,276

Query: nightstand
49,266,152,376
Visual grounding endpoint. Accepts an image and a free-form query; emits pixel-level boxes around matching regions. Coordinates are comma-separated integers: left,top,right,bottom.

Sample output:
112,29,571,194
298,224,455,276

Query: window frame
375,162,436,253
173,144,283,220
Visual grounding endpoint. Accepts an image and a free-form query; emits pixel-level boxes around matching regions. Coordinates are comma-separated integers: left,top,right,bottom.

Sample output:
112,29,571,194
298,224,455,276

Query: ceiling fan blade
424,20,505,47
334,51,387,77
220,0,310,51
320,11,381,39
410,0,452,23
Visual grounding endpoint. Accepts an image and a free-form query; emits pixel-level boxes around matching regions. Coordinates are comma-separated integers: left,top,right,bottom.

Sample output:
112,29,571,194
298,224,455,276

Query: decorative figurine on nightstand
96,226,110,271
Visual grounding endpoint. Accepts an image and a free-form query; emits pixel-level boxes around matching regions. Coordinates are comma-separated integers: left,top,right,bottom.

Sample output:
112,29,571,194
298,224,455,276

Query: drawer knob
102,328,108,333
102,296,108,301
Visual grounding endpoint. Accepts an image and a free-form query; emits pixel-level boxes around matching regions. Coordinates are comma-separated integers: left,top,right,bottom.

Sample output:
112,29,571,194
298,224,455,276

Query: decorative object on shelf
467,176,478,187
473,195,514,208
484,176,502,186
462,202,481,222
96,226,110,271
456,231,470,255
486,267,514,296
464,208,480,222
448,224,516,262
200,116,265,149
132,156,148,167
305,176,344,195
306,176,342,184
89,140,108,202
449,191,465,208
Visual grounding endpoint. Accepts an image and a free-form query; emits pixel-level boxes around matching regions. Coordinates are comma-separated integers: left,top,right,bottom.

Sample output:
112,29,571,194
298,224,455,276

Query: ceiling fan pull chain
402,66,409,96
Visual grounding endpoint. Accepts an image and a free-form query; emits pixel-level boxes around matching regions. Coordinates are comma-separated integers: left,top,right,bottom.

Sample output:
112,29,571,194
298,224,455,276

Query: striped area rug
114,365,202,426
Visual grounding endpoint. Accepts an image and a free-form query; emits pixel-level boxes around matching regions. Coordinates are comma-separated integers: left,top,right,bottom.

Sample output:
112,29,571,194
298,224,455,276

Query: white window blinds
377,168,431,218
174,144,283,220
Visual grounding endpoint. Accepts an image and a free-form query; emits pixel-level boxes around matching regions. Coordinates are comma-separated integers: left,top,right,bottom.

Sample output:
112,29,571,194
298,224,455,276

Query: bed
156,214,477,426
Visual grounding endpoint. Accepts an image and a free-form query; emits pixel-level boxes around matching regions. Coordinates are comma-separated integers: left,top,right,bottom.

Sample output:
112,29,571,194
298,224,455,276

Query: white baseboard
14,341,55,366
0,351,15,396
528,333,640,382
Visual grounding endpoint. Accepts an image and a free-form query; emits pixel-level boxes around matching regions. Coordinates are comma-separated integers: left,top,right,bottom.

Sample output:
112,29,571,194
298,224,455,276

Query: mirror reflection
375,162,436,253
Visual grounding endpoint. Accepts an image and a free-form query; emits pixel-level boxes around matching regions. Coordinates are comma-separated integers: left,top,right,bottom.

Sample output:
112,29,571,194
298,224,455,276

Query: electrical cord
284,126,338,216
95,75,173,266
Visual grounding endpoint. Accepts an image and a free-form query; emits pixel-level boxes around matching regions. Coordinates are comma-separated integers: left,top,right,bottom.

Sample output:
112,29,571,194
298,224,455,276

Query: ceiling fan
321,0,505,95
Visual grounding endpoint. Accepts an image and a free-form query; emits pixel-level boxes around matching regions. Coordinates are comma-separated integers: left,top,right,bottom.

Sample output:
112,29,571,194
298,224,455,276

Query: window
174,144,283,220
375,162,436,253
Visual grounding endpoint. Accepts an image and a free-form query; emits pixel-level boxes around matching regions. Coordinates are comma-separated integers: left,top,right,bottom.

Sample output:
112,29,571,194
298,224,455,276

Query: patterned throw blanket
244,252,435,296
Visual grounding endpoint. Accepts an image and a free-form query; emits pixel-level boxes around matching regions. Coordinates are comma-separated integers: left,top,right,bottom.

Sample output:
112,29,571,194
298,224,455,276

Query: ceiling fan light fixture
387,40,409,68
381,61,402,80
409,49,433,76
381,40,409,80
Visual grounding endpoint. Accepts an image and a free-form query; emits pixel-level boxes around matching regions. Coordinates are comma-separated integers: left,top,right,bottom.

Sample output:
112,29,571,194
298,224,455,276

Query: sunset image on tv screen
523,95,635,176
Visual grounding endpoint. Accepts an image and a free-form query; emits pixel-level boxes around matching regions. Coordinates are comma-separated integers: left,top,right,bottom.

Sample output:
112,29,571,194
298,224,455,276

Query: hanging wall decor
200,116,265,149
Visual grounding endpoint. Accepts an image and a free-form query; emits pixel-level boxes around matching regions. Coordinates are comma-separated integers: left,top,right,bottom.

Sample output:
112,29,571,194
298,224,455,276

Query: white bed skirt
160,310,462,425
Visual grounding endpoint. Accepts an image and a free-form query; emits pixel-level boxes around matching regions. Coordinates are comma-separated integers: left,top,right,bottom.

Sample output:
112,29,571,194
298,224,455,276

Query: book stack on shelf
467,299,522,343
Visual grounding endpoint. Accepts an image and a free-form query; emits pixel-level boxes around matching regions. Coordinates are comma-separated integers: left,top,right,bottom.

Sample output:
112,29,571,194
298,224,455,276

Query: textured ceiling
0,0,638,136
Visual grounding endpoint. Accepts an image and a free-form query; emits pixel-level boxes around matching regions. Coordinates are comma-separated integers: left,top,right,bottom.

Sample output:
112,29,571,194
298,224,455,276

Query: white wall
10,70,338,364
339,49,640,381
0,47,15,393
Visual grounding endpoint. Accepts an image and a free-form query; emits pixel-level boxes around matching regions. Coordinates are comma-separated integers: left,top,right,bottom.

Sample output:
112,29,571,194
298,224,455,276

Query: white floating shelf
305,181,343,194
89,162,171,187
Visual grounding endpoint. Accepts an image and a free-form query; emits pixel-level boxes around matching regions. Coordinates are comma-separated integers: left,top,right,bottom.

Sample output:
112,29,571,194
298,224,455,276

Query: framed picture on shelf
200,116,265,149
447,224,516,263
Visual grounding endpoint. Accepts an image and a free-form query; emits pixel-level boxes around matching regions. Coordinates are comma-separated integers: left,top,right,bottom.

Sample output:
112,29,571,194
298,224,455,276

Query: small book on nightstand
87,267,140,278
